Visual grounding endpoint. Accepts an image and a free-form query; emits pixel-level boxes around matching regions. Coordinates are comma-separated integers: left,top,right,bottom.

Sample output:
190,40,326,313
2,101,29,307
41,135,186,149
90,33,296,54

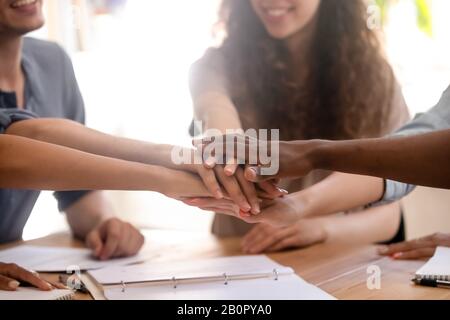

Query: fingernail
242,203,252,212
215,190,224,199
378,246,389,255
8,281,20,290
392,252,403,259
240,210,251,218
205,158,216,167
278,188,289,195
251,207,261,215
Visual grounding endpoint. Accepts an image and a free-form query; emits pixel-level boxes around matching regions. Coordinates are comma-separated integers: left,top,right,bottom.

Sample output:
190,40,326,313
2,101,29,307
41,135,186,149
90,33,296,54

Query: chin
267,29,294,40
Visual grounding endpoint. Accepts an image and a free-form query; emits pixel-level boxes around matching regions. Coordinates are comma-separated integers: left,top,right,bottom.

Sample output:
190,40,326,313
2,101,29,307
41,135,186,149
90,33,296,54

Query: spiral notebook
0,288,74,301
415,247,450,281
88,255,335,300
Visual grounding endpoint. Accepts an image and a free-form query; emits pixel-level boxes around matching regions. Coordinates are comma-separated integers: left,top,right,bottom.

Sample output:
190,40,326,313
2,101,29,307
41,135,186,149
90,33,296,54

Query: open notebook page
89,255,292,285
104,274,334,300
416,246,450,279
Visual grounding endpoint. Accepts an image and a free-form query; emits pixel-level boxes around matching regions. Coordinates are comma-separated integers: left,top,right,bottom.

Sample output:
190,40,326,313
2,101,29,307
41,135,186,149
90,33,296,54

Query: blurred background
24,0,450,241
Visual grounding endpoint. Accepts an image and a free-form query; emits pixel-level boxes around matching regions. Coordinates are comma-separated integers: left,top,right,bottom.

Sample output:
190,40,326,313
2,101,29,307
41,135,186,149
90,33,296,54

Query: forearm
190,57,242,133
319,202,402,245
0,134,206,197
296,173,384,218
307,130,450,189
65,191,114,240
6,119,177,168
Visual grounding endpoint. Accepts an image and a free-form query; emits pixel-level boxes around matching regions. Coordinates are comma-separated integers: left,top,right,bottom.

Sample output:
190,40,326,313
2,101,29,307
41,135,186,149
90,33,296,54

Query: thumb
245,166,273,182
86,228,104,258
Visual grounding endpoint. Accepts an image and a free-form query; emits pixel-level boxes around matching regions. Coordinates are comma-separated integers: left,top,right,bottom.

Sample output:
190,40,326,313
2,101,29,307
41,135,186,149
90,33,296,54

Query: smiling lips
10,0,37,9
261,4,295,22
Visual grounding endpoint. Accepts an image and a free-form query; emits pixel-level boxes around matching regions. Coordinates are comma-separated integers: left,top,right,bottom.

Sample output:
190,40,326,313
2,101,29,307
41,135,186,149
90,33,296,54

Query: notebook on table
88,255,335,300
415,246,450,281
0,288,74,301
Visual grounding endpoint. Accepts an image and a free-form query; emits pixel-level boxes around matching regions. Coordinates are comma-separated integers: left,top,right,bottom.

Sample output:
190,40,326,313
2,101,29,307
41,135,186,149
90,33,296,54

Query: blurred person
188,0,410,253
0,0,282,291
195,86,450,258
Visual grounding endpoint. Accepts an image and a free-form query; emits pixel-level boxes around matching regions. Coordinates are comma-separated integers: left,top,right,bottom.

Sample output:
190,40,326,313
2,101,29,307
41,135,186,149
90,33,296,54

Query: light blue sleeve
375,85,450,205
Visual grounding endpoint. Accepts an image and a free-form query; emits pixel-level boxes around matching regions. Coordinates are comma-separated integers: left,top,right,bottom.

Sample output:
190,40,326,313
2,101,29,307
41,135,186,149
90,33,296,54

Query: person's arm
190,50,242,133
0,134,210,198
304,129,450,189
190,50,283,212
240,202,401,254
65,192,145,260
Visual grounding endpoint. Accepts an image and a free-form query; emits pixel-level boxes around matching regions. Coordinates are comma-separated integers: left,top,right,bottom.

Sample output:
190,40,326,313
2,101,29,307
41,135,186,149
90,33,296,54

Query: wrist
279,140,329,178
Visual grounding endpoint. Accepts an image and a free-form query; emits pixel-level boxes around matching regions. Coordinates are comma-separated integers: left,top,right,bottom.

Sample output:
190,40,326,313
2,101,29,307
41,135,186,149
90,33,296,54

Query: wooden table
2,229,449,300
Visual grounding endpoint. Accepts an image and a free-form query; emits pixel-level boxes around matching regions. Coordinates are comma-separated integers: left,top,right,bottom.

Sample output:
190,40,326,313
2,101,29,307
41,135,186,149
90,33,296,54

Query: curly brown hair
217,0,395,140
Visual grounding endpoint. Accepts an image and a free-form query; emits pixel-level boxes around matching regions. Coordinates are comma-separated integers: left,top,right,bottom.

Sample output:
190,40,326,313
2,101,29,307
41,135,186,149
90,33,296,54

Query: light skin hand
241,220,327,254
0,263,54,291
378,233,450,260
237,193,310,227
194,134,319,182
85,218,145,261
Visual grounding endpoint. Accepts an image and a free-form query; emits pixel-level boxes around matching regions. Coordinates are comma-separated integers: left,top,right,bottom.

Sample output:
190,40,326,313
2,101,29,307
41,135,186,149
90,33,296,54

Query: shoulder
22,37,72,70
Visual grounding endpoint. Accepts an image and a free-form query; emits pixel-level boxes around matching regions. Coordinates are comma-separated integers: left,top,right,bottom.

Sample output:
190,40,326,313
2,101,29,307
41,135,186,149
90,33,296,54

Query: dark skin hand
195,129,450,189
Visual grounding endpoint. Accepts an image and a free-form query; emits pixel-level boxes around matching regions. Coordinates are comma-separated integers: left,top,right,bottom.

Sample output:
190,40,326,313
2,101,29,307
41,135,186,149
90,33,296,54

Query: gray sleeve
60,47,86,124
0,109,37,134
375,85,450,205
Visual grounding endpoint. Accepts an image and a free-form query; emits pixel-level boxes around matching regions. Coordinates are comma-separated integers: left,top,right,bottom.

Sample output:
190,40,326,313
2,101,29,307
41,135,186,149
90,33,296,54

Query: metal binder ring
223,273,229,285
273,269,279,281
172,276,178,289
121,280,126,293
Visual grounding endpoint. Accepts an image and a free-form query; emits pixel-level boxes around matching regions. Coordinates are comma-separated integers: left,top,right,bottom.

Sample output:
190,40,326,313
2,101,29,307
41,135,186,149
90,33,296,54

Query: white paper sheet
90,255,335,300
0,288,74,300
0,245,152,272
416,246,450,279
105,274,335,300
89,255,291,285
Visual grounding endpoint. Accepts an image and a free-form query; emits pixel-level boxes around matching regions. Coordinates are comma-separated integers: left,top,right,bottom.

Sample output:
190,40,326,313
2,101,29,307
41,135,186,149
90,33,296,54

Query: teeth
11,0,36,8
266,9,289,17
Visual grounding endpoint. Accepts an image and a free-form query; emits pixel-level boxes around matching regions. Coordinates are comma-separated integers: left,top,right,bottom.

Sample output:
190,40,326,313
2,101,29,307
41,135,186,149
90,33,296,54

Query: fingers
245,166,273,183
390,248,436,260
235,168,260,214
242,225,295,254
257,180,288,199
378,237,435,257
0,274,20,291
214,166,252,212
265,235,301,253
0,263,52,291
96,219,144,260
196,166,224,199
86,229,103,258
183,198,240,216
224,158,239,176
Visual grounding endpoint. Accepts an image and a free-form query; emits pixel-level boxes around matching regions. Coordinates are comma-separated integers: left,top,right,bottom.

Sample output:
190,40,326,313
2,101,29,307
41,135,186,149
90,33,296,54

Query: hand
85,218,145,261
236,192,310,228
0,263,53,291
378,233,450,260
241,220,327,254
182,180,288,218
193,134,322,182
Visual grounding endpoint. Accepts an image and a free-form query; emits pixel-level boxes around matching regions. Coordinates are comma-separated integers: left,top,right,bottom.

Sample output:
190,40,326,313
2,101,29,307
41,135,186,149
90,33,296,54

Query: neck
0,34,23,90
284,16,318,71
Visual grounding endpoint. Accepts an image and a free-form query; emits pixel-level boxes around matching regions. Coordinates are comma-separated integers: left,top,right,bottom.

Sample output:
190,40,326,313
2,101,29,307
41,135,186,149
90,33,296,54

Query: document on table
89,255,335,300
0,288,74,300
0,245,154,272
415,246,450,280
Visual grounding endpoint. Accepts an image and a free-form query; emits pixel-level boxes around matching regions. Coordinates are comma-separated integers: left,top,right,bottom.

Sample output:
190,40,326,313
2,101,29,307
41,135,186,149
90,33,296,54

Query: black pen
412,278,450,289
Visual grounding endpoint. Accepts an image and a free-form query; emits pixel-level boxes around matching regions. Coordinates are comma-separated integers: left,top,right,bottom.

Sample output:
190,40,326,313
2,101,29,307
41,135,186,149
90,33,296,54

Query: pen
412,278,450,289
